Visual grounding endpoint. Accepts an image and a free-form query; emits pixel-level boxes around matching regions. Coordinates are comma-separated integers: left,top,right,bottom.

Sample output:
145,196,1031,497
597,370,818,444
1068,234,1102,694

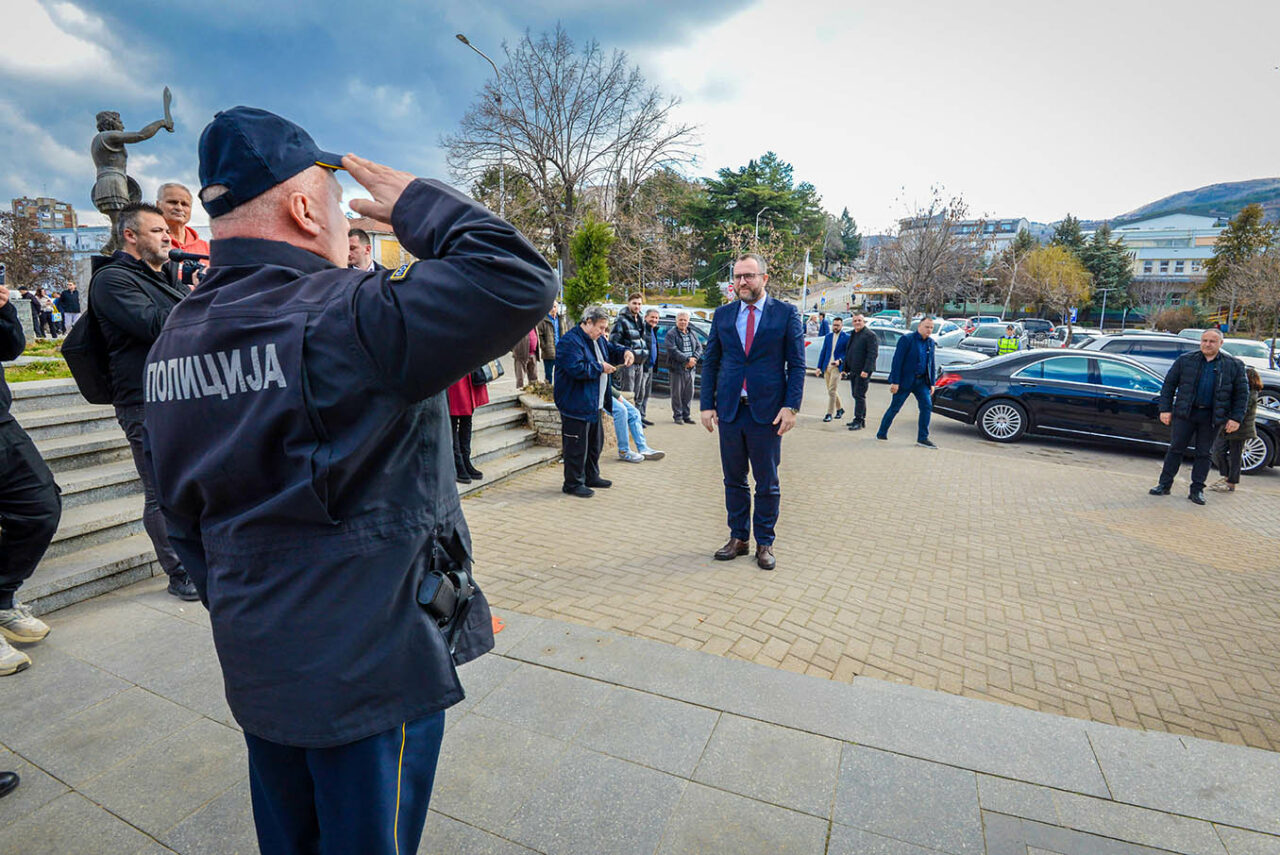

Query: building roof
1131,247,1214,260
1114,213,1223,232
345,215,393,235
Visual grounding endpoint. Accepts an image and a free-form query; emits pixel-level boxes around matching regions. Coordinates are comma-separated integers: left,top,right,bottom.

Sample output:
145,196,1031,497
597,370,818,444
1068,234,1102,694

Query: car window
1037,356,1092,383
1222,341,1268,359
1131,340,1192,358
1098,360,1162,393
1099,340,1131,353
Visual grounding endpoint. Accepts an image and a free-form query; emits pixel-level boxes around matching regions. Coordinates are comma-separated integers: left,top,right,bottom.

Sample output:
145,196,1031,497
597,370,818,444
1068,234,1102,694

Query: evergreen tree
1051,214,1086,254
839,207,861,261
562,216,614,320
1204,203,1278,292
1077,224,1134,314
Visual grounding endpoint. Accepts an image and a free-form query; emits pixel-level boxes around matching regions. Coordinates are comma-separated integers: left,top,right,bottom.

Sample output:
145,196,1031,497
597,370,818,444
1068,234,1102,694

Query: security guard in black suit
142,107,557,855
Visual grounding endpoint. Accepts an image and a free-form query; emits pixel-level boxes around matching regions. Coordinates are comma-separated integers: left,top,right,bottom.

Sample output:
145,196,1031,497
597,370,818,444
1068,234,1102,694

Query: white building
1090,213,1224,305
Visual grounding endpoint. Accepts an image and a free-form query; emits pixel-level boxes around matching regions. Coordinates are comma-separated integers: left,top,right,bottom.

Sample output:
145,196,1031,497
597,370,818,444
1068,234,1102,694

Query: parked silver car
804,327,987,377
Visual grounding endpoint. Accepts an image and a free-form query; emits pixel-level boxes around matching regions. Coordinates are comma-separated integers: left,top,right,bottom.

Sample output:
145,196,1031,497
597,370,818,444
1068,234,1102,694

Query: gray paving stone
691,713,840,817
8,686,199,787
1215,825,1280,855
77,614,216,690
0,749,70,831
163,775,256,855
469,664,611,741
834,744,983,854
0,649,131,744
159,659,238,729
421,812,540,855
986,813,1185,855
431,712,570,829
77,717,248,837
573,686,719,778
1049,789,1227,855
828,823,954,854
1088,725,1280,834
504,619,1110,796
451,652,521,716
655,781,828,855
1,791,163,855
489,611,549,657
977,774,1060,824
504,745,686,855
40,597,175,659
123,578,212,628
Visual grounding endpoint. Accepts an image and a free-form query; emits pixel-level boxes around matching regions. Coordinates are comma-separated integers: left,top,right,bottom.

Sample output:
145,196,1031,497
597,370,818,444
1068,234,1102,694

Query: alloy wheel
980,403,1023,440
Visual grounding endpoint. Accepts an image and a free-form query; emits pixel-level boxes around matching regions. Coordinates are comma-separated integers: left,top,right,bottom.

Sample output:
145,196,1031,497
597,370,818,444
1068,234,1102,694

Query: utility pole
1096,287,1115,332
456,34,504,219
754,206,771,242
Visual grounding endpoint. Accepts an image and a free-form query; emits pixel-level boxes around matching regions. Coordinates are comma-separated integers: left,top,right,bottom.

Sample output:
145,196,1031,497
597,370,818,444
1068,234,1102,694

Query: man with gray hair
664,309,702,424
554,305,635,496
157,182,209,258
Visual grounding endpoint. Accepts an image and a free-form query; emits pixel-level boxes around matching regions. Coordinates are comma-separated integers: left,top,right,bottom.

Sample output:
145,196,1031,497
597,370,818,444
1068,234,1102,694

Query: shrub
1152,307,1197,332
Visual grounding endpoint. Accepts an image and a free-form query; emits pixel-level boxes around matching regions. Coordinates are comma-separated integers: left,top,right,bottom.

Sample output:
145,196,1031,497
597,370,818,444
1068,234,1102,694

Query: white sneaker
619,451,645,463
0,603,49,643
0,637,31,676
639,449,665,460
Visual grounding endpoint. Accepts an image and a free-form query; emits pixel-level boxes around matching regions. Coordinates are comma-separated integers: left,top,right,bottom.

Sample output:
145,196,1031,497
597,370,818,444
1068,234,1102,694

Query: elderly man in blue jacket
554,305,634,497
876,316,938,448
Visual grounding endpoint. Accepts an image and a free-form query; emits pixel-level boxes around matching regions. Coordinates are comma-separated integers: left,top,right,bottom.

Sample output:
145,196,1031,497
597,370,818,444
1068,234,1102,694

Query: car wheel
976,400,1027,443
1258,388,1280,411
1241,432,1274,475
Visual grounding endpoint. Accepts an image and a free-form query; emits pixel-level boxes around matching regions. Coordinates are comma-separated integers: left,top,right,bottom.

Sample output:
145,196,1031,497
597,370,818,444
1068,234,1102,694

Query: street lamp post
754,206,771,242
456,33,504,219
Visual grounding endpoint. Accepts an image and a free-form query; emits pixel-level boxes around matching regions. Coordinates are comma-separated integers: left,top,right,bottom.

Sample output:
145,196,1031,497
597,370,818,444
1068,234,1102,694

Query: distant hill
1112,177,1280,225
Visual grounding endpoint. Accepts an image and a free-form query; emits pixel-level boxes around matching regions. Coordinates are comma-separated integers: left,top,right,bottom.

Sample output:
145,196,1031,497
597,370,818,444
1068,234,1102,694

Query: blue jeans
877,377,932,442
611,395,651,454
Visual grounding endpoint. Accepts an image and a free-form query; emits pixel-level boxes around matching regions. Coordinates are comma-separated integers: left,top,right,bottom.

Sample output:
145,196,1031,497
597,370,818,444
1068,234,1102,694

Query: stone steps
45,495,146,561
35,428,133,474
9,378,92,415
14,403,119,441
458,445,561,497
55,460,145,509
24,534,159,616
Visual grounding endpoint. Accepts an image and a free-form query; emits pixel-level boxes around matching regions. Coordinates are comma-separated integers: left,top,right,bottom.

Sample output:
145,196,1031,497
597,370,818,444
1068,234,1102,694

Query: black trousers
450,415,473,473
0,420,62,609
848,374,870,422
1158,408,1215,491
561,415,603,489
1211,431,1245,484
114,405,184,578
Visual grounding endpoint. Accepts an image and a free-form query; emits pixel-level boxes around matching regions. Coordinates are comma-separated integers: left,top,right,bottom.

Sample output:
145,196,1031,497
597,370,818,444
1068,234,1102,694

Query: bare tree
444,26,696,272
875,190,984,320
1023,245,1092,341
0,213,74,290
1129,279,1181,328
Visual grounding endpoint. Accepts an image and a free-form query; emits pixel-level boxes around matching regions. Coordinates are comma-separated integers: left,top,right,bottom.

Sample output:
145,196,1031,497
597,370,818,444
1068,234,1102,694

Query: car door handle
1015,381,1035,387
1103,392,1122,398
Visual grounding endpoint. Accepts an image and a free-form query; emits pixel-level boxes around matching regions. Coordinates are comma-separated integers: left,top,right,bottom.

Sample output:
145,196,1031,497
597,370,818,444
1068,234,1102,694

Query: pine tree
1077,224,1133,316
562,217,615,320
839,208,861,261
1204,203,1278,292
1051,214,1085,254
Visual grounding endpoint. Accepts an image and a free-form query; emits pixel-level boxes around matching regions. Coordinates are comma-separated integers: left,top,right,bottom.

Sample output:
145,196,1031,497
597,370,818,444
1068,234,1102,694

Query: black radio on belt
417,533,476,649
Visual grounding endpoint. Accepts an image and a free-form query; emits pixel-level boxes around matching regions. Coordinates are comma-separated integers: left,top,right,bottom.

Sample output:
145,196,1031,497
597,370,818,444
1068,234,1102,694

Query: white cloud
0,0,142,94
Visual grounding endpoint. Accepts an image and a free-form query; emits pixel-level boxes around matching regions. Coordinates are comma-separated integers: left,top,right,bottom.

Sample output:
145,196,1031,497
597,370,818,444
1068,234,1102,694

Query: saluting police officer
142,107,557,855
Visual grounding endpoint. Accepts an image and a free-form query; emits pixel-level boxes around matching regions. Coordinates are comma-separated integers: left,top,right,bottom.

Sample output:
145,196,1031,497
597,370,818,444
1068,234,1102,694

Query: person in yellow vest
997,324,1021,356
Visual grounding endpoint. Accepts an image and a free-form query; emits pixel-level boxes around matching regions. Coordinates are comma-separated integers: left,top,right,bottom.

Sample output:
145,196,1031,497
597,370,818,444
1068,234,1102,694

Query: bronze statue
91,87,174,253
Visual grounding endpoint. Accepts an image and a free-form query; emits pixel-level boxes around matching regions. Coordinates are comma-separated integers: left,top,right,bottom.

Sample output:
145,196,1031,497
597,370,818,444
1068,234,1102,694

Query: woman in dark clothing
447,374,489,484
1209,366,1261,493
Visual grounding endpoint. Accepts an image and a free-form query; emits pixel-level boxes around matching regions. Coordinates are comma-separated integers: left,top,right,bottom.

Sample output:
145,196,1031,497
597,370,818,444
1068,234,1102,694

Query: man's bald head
203,166,347,267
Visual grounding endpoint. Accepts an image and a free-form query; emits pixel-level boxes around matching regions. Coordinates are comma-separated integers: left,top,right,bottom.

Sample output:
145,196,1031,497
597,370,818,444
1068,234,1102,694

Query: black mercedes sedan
932,350,1279,474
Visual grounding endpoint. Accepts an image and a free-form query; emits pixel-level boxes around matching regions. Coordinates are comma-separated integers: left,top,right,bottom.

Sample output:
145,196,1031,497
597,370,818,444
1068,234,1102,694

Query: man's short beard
140,246,169,268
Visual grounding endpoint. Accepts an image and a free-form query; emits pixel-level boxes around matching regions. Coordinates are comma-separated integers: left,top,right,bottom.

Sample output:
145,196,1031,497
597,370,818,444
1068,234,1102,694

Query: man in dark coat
142,107,557,854
610,292,648,392
0,282,61,676
90,203,196,600
700,253,806,571
1150,328,1248,505
876,316,937,448
554,305,634,497
843,312,879,430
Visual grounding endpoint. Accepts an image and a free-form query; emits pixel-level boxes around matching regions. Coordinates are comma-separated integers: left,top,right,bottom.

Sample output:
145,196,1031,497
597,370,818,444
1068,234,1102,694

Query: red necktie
742,304,757,395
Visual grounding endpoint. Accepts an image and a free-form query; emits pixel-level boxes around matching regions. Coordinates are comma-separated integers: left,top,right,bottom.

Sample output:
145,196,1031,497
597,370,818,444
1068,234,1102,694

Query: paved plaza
468,375,1280,751
1,374,1279,854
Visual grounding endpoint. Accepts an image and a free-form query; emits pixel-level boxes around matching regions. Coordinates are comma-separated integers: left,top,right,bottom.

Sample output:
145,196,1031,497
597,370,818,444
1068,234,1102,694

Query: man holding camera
90,202,196,600
142,107,557,855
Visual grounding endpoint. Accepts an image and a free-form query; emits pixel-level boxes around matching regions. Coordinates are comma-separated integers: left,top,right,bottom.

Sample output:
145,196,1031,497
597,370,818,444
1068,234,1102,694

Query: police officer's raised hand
344,154,415,223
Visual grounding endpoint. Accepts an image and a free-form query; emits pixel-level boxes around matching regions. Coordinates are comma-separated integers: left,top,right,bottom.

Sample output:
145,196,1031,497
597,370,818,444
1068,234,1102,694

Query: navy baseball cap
198,106,345,217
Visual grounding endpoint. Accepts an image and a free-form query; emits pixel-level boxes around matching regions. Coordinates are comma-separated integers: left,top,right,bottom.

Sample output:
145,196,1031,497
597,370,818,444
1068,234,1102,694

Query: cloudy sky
4,0,1278,234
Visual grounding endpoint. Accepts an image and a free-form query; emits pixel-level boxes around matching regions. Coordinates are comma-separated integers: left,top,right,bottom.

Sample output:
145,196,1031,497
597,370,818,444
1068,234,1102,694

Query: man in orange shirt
157,182,210,256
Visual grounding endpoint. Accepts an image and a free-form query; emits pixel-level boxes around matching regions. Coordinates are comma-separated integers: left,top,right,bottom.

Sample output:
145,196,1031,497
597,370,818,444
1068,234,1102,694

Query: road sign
1069,307,1078,323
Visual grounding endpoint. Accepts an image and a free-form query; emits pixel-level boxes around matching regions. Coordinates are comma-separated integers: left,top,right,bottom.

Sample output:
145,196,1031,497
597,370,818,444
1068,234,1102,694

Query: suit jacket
700,296,805,423
817,330,849,372
818,319,830,337
888,331,936,387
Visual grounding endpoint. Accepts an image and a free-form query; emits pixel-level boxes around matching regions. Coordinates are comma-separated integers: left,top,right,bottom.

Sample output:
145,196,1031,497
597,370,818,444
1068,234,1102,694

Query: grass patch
23,339,63,358
5,360,73,383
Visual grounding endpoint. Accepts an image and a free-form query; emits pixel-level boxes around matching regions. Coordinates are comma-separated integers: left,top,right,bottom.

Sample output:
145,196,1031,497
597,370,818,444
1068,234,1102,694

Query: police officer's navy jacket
0,299,26,423
143,179,557,747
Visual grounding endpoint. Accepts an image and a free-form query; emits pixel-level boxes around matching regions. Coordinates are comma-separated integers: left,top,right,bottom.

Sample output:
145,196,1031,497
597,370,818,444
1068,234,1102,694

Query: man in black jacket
0,282,61,675
1150,329,1247,505
843,313,879,430
610,292,649,393
91,202,196,599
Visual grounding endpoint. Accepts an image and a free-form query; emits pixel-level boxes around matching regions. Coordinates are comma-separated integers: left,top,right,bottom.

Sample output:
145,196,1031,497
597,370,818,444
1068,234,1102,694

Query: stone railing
519,392,618,451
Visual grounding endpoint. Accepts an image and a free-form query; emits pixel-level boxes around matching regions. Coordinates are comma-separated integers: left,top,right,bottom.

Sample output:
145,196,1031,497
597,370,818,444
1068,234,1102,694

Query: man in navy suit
814,315,848,423
876,316,938,448
700,253,806,571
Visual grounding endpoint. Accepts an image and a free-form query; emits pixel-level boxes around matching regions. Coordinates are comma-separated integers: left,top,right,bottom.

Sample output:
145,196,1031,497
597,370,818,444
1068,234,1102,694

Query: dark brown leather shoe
756,544,776,571
714,537,749,561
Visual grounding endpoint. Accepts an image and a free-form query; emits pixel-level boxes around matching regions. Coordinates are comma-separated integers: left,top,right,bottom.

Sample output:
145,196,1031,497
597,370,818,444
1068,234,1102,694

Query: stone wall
520,393,617,452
